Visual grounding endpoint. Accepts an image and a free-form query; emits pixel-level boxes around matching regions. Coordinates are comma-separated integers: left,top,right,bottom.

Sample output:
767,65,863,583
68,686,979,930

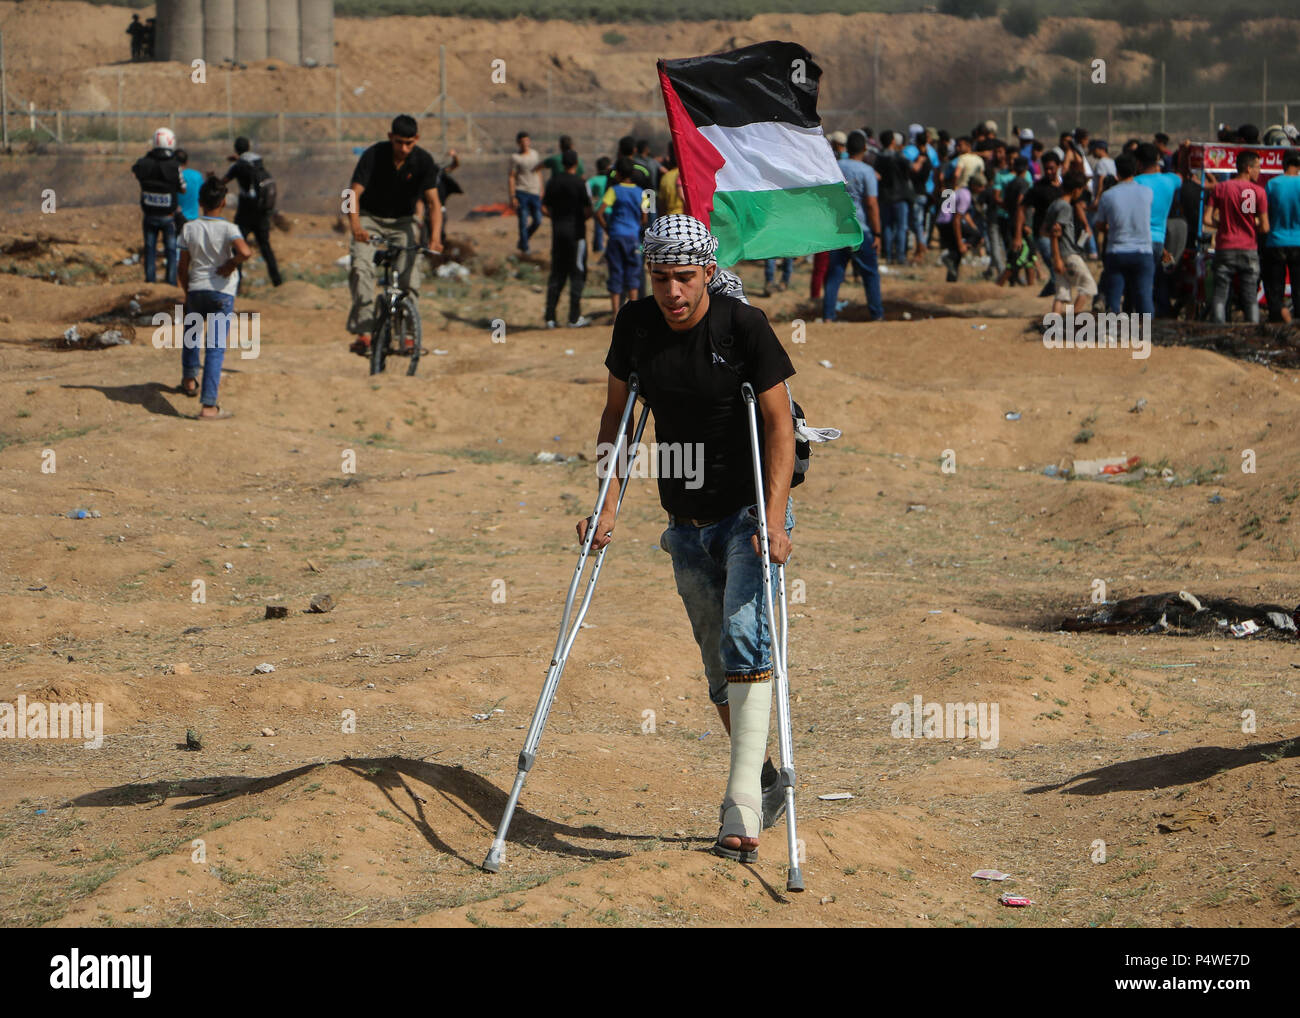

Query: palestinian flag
657,41,862,267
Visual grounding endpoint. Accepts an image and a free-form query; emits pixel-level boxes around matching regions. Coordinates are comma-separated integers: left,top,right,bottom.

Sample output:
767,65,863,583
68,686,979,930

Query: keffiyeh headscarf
706,266,749,305
642,213,749,303
642,214,719,266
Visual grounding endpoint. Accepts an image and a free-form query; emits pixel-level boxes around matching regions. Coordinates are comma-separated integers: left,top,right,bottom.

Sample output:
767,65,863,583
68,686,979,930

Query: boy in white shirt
177,176,251,419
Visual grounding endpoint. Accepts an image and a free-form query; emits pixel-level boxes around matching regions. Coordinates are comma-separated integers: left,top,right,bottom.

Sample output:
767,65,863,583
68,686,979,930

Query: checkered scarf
642,214,719,266
707,267,748,305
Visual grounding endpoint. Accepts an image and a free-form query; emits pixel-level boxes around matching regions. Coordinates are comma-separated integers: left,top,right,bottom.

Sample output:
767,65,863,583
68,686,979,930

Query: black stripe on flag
660,41,823,130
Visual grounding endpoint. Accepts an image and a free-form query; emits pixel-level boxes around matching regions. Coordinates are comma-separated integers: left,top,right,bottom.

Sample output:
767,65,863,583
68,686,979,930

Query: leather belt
670,514,724,528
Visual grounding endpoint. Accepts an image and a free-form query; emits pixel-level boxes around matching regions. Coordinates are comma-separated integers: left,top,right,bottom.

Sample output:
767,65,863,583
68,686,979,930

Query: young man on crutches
579,214,797,865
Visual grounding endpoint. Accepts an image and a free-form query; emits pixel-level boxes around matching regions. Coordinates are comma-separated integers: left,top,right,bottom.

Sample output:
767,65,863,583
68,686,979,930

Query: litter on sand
817,792,853,801
1071,455,1141,478
999,893,1033,907
972,869,1010,881
1061,590,1298,638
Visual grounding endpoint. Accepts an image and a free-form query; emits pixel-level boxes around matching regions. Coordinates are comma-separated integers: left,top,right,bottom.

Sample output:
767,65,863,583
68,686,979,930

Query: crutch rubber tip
482,846,503,873
786,869,805,893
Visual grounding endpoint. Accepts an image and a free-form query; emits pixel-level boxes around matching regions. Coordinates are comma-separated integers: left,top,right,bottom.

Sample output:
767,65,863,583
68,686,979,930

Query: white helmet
153,127,176,151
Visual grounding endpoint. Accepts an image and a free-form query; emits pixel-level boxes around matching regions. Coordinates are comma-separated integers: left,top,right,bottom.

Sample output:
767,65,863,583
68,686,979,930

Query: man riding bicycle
346,114,443,356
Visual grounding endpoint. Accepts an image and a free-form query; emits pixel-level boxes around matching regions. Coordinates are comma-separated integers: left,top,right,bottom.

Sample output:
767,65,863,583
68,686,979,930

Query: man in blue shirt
1134,143,1181,317
174,149,202,228
1264,151,1300,322
1093,153,1154,315
902,124,939,264
823,130,882,323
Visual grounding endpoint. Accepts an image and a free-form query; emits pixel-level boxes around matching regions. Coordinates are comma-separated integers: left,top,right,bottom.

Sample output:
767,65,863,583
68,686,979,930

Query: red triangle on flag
657,61,726,230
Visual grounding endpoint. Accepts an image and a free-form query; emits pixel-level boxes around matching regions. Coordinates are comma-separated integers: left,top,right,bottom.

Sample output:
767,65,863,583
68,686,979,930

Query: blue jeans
1037,236,1055,296
881,199,910,263
659,499,796,704
516,192,542,252
593,216,605,253
143,213,178,285
764,258,793,287
1102,250,1155,316
909,196,928,254
182,290,234,406
823,234,883,321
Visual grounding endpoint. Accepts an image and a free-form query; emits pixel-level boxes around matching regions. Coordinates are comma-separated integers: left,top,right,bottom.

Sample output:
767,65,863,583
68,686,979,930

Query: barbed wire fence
1,31,1294,156
7,100,1298,157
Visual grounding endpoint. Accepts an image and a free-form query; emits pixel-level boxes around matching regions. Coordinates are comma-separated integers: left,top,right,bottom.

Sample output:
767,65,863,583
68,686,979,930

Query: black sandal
712,829,759,863
180,378,198,397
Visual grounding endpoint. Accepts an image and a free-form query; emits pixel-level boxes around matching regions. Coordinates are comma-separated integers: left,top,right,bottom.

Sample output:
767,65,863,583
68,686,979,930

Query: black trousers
235,207,283,287
546,234,587,323
1262,245,1300,322
938,221,963,280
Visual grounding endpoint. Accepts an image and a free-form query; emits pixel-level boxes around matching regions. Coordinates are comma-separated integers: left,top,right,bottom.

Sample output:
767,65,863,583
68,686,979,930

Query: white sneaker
545,320,558,329
567,316,591,328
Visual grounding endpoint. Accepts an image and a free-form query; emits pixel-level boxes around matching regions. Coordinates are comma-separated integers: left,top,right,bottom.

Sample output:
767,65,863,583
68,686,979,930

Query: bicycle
368,242,437,377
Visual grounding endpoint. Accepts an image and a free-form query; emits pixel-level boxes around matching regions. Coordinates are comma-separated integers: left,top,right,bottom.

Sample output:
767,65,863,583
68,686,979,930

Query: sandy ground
0,195,1297,928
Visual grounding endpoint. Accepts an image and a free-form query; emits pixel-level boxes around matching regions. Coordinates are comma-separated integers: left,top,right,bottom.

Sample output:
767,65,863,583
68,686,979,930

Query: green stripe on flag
710,183,864,266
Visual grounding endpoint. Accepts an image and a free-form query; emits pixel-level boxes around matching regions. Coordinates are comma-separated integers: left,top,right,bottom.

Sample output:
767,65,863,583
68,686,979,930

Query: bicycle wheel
402,296,422,376
370,309,391,375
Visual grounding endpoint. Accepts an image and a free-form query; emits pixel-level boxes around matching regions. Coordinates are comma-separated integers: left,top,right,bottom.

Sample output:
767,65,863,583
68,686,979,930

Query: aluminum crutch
740,381,804,893
483,373,649,873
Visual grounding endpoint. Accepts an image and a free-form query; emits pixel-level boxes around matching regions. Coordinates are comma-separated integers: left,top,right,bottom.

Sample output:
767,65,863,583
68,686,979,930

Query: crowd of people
507,131,687,327
815,118,1300,324
493,117,1300,328
129,112,1300,418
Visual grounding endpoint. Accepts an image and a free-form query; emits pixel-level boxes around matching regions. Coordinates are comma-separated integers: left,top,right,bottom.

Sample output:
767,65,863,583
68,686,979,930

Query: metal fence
7,100,1299,157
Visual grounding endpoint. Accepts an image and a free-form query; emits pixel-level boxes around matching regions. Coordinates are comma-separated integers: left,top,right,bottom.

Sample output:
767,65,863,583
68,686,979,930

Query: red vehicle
1180,141,1299,320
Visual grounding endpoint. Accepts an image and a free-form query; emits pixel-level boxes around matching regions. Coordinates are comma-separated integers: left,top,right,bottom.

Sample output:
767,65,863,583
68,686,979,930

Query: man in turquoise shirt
1134,143,1181,317
1264,150,1300,322
175,149,202,226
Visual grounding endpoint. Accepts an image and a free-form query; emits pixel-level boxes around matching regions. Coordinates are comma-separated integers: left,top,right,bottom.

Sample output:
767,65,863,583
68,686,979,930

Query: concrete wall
235,0,269,63
153,0,174,62
154,0,332,66
169,0,205,65
267,0,301,64
299,0,334,66
202,0,236,65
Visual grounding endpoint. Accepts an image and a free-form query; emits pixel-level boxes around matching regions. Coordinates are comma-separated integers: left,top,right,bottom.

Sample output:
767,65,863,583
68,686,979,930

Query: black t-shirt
1002,174,1030,218
222,154,265,213
1025,179,1062,235
875,150,912,203
604,294,795,520
1179,178,1205,226
542,172,591,239
351,142,439,219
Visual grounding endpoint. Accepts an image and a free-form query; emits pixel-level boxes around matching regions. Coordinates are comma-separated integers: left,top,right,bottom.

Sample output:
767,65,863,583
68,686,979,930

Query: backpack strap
706,294,744,380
